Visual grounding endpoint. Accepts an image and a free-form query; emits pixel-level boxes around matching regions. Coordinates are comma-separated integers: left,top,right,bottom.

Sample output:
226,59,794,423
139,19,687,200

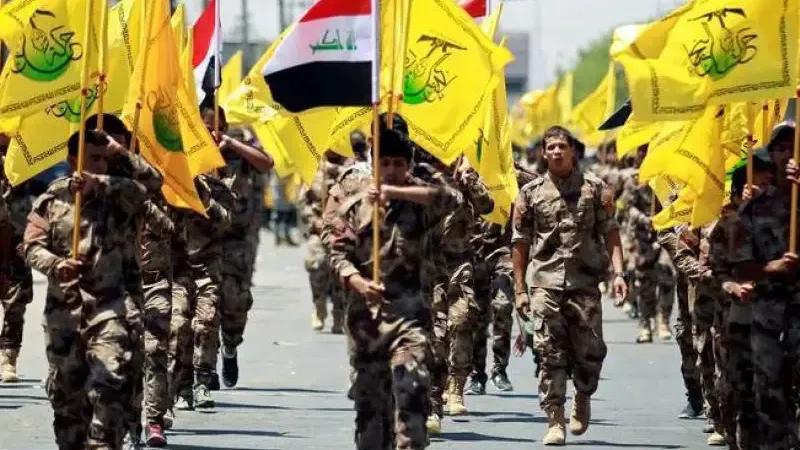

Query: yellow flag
0,0,40,46
464,55,518,225
251,122,296,177
122,0,220,214
617,119,662,156
396,0,513,164
223,29,290,125
171,2,187,54
569,64,615,147
652,187,695,230
0,0,102,119
3,0,139,185
259,108,338,184
219,50,242,106
614,0,799,121
557,72,574,123
640,106,728,229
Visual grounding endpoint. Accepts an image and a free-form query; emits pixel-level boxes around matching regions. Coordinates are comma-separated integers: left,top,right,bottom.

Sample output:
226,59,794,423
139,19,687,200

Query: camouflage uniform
620,175,673,336
303,160,345,331
708,207,754,449
470,166,537,385
512,170,616,418
329,177,459,450
730,186,800,450
23,175,149,450
170,175,233,392
658,228,705,413
219,154,264,351
423,167,492,416
0,161,33,361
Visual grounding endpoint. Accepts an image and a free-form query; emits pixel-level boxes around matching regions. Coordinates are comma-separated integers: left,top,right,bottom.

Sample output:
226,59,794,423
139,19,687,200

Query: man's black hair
379,113,409,137
85,113,131,143
67,129,109,158
380,128,413,162
200,95,228,126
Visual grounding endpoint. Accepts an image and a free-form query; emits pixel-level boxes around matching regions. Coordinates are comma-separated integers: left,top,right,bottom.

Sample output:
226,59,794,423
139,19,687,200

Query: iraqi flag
192,0,222,103
263,0,376,113
459,0,488,19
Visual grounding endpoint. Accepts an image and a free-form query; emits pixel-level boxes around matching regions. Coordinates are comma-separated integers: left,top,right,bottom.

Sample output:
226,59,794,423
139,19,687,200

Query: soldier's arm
221,136,273,173
459,168,494,215
510,189,535,295
22,204,60,277
107,137,163,194
657,229,705,280
328,206,361,287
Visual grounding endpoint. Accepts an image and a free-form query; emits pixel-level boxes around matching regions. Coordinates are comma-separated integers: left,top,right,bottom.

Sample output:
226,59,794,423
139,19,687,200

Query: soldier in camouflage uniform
0,135,33,383
23,130,153,450
466,163,537,396
304,154,346,333
201,107,273,390
620,150,673,343
512,127,627,446
420,159,492,432
329,118,460,450
170,174,233,410
731,125,800,450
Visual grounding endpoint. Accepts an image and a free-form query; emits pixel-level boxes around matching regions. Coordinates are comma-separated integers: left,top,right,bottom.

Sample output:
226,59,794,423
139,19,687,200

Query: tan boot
331,312,344,335
425,413,442,435
657,315,673,340
569,392,591,436
311,301,326,331
542,407,566,446
446,376,468,416
0,349,19,383
636,326,653,343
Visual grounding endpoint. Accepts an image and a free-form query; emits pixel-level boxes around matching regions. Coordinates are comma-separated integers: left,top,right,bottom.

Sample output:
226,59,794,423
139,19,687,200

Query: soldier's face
380,156,409,185
84,143,109,175
544,137,574,175
201,108,228,135
770,138,793,170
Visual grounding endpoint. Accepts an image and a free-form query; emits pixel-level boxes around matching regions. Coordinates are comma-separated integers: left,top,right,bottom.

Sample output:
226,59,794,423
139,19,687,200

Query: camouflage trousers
750,286,800,450
304,235,343,326
633,262,674,330
724,302,755,450
346,294,431,450
690,287,720,427
221,239,255,350
123,297,144,442
168,269,195,399
0,250,33,351
140,230,172,425
471,253,514,382
44,305,134,450
430,259,479,416
675,275,702,409
530,287,607,413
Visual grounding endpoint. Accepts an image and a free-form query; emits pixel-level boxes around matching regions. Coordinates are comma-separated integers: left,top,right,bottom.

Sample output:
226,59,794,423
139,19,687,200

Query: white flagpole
370,0,382,286
213,0,222,137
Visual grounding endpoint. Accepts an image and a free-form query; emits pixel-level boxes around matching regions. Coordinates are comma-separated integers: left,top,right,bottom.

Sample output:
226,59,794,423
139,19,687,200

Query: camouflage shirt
23,176,148,324
512,170,618,291
730,186,800,290
430,167,493,256
219,154,264,236
303,159,344,236
329,177,460,299
657,228,705,280
321,164,371,249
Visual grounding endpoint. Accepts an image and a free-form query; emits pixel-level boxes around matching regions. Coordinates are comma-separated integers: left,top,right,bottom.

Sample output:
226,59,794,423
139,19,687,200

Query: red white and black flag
263,0,378,113
192,0,222,103
459,0,488,19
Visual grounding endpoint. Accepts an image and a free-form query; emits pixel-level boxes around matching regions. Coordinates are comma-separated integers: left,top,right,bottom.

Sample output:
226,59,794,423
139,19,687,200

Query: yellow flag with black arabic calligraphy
614,0,799,121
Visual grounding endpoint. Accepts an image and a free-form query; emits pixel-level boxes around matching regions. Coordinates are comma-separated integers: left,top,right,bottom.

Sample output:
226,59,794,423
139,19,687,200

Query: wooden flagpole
371,0,382,284
213,0,221,138
71,0,97,258
95,0,109,131
790,90,799,253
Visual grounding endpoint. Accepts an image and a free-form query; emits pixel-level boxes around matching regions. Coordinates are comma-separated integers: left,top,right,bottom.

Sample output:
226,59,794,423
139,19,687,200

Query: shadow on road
215,401,291,411
169,428,300,439
166,445,278,450
231,387,339,395
435,431,535,443
571,440,685,448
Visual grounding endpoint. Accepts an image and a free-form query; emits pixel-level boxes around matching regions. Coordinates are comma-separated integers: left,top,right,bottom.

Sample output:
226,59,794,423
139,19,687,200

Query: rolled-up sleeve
511,188,535,245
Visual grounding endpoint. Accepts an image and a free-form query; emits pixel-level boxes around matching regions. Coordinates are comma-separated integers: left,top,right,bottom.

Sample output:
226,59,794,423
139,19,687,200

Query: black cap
768,121,796,151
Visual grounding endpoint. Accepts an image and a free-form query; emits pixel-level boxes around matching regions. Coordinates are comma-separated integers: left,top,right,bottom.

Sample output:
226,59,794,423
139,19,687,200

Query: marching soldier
512,126,627,446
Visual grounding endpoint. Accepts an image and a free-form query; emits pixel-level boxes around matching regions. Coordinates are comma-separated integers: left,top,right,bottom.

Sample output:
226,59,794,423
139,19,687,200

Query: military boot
311,301,326,331
446,376,468,416
657,314,673,340
636,326,653,343
331,311,344,335
543,407,566,446
425,413,442,435
0,349,20,383
569,392,591,435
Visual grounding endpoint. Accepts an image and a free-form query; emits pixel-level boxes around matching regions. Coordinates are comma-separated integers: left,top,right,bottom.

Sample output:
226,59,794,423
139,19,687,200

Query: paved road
1,232,709,449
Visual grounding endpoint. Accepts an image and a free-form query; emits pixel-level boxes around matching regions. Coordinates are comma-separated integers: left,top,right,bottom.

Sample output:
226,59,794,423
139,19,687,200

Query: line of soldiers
304,117,628,448
0,103,272,450
589,123,800,450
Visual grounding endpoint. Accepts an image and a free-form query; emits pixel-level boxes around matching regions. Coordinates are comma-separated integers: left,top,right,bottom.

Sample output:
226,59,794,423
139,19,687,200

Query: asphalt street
1,232,709,450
